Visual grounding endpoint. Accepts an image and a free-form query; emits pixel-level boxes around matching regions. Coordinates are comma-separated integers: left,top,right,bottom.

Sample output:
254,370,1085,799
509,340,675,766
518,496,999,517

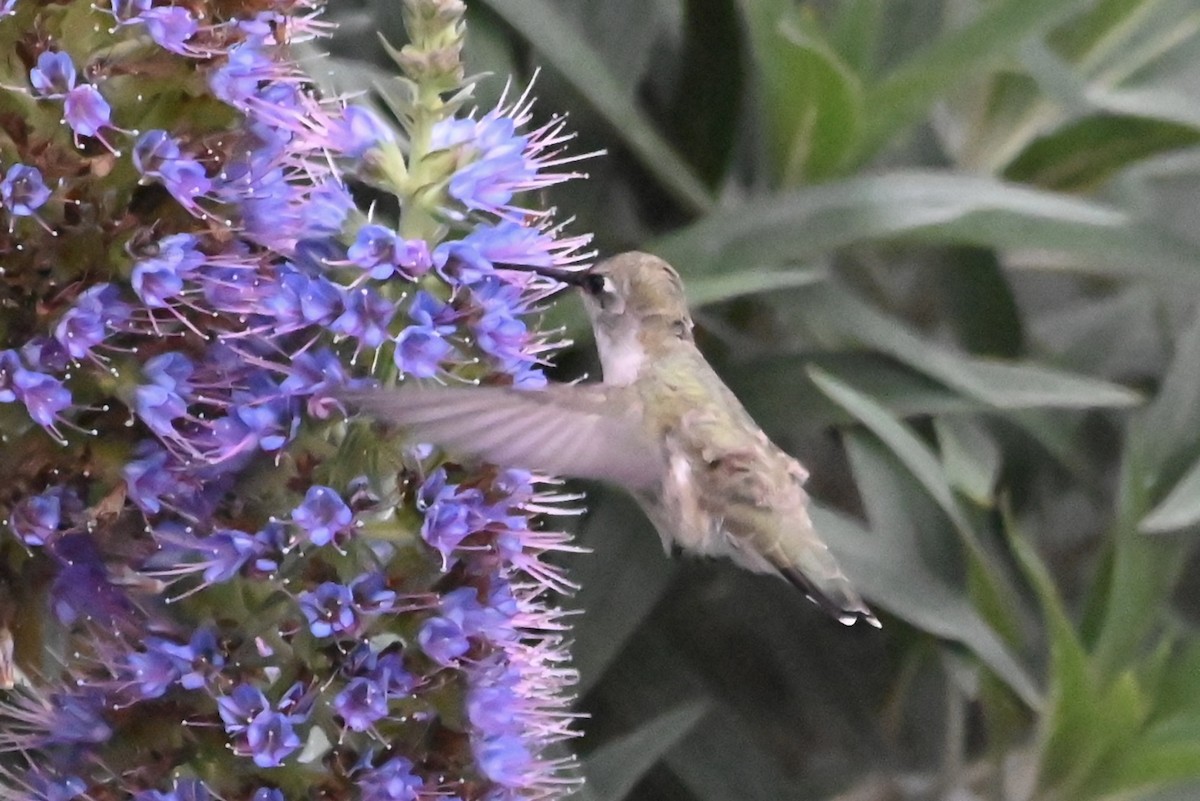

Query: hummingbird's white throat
594,323,646,386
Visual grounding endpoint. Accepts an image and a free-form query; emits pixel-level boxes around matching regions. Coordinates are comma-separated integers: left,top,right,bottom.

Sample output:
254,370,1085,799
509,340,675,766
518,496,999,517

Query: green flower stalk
0,0,589,799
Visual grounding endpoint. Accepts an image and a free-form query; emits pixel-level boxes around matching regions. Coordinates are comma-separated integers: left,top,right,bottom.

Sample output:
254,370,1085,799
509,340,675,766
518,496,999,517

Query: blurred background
310,1,1200,799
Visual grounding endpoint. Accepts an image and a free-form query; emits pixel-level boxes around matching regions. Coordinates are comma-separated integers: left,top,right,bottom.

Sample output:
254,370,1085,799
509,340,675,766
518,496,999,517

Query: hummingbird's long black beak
491,261,589,287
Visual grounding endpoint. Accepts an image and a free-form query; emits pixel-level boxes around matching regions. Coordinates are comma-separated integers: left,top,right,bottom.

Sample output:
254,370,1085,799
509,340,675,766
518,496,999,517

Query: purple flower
47,534,131,625
350,571,397,614
25,770,86,801
245,710,300,768
347,224,403,278
359,757,424,801
1,164,51,217
8,486,73,546
333,676,388,731
0,349,20,402
135,384,187,437
475,732,534,787
43,692,113,745
133,129,182,175
298,581,358,638
394,292,458,377
19,337,70,374
54,283,130,361
126,644,182,700
29,51,76,97
217,683,270,734
336,105,396,158
331,286,395,348
63,84,112,138
13,368,71,428
134,779,210,801
139,7,199,54
291,485,353,547
160,159,213,213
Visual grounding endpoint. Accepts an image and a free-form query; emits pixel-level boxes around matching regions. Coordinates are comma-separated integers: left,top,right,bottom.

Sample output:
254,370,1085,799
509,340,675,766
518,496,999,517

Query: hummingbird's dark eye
583,273,607,296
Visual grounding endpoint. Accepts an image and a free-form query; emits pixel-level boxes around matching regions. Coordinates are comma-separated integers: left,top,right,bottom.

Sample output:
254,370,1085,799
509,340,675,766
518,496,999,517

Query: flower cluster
0,1,587,800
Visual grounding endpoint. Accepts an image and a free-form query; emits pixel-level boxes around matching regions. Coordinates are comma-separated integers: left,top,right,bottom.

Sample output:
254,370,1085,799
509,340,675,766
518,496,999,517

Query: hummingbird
345,252,879,627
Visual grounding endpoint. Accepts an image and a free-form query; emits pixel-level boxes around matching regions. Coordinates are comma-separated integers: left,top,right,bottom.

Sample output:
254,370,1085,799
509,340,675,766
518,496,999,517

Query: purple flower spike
1,164,52,217
291,485,353,546
30,51,76,98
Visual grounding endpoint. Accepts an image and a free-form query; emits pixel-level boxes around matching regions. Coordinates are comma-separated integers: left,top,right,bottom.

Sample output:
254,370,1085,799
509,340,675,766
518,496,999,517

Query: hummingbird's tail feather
781,567,881,628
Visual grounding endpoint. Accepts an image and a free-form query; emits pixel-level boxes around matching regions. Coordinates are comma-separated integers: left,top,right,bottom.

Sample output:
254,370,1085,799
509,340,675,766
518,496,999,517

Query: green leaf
736,0,863,183
1140,456,1200,533
1005,114,1200,192
652,171,1200,287
936,416,1001,508
817,436,1040,707
580,702,709,801
481,0,714,214
669,0,743,185
685,265,826,308
809,367,1022,638
828,0,884,77
1007,512,1147,800
789,285,1141,411
858,0,1092,158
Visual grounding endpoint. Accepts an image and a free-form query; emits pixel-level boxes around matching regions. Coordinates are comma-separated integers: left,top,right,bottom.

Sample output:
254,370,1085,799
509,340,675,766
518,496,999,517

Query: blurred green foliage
312,0,1200,798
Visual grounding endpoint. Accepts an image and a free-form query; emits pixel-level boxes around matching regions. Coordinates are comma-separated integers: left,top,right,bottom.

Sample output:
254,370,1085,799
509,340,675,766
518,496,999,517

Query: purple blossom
54,283,129,360
291,485,353,546
139,6,199,55
217,683,270,734
1,164,51,217
349,571,397,614
8,486,73,546
394,291,457,378
344,225,431,281
47,533,132,625
19,337,69,374
133,129,182,174
13,368,71,428
25,771,86,801
359,757,424,801
0,349,20,402
336,105,396,158
331,286,395,348
475,732,534,787
245,710,300,767
333,676,388,731
29,51,76,98
298,581,359,638
134,779,210,801
63,84,113,138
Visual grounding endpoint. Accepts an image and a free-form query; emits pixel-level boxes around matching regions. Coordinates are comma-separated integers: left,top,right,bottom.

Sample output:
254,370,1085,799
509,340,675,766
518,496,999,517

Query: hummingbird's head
579,252,693,342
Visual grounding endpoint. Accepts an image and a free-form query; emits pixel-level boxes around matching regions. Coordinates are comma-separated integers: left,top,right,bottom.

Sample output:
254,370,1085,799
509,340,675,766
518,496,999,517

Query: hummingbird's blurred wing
343,385,660,489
